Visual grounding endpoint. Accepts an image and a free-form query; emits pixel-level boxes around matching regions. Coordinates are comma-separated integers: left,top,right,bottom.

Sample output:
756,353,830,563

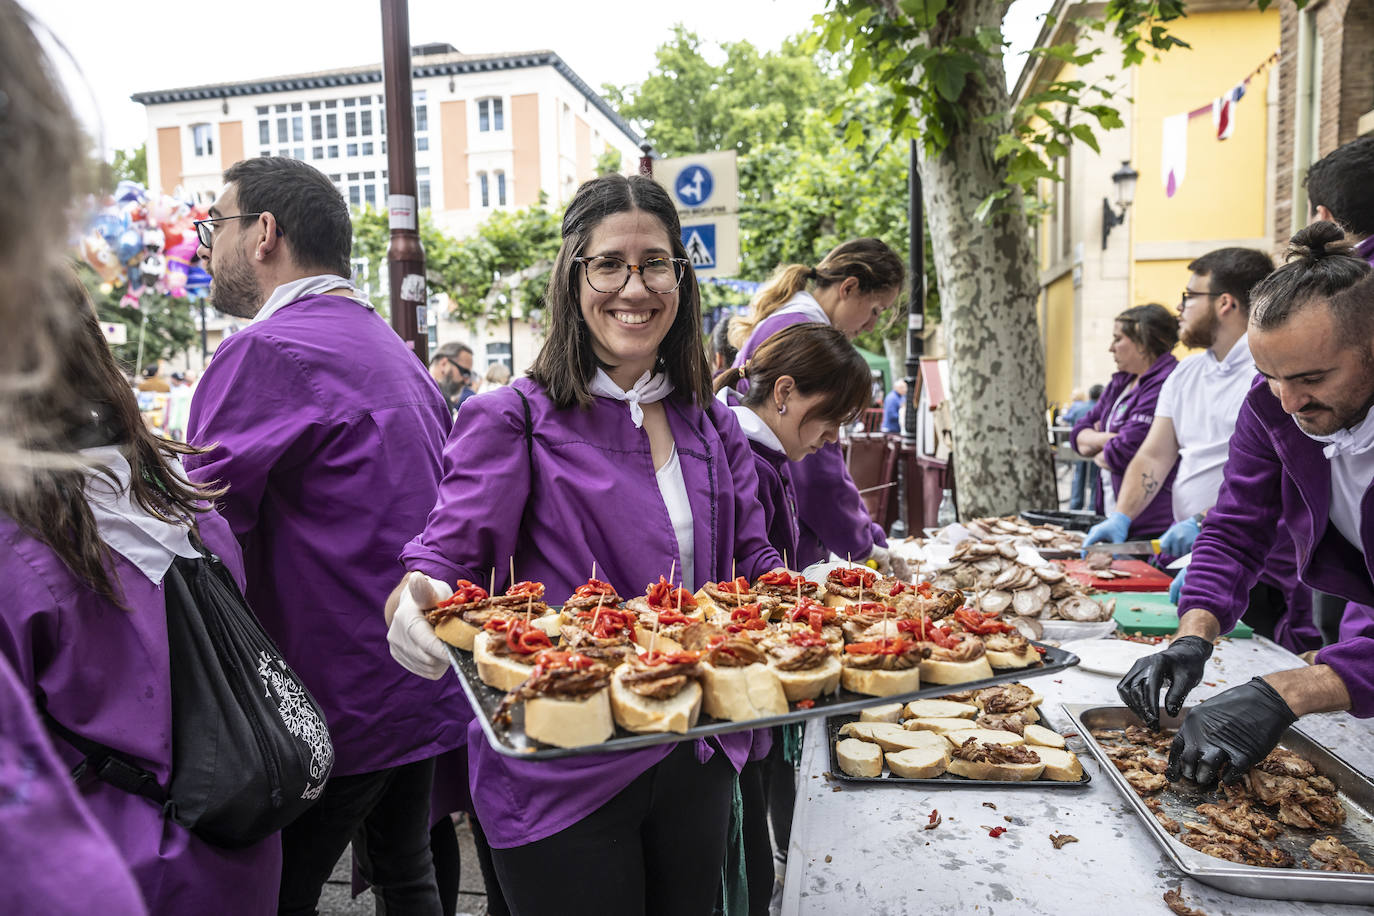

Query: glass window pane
347,143,358,157
328,145,338,158
292,116,303,142
479,173,489,207
415,105,428,132
478,99,489,132
345,112,356,138
312,147,323,159
277,117,288,143
349,186,361,207
362,142,373,155
326,114,337,139
494,99,504,131
364,184,376,208
497,172,506,206
311,115,322,141
417,137,428,151
418,180,430,210
361,111,372,135
259,120,270,145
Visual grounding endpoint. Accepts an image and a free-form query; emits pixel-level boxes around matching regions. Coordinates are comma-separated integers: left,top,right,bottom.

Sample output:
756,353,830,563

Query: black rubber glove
1166,677,1297,786
1116,634,1213,729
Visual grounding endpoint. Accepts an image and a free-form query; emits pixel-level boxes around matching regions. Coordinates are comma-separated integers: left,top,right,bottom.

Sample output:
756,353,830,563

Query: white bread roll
943,728,1024,748
700,662,788,721
859,724,948,754
839,665,921,697
434,615,481,651
770,655,842,702
904,699,978,720
918,656,995,685
1023,724,1066,749
836,722,887,742
946,754,1045,782
608,674,702,734
523,689,614,748
984,643,1041,669
822,592,856,609
473,631,537,692
1032,746,1084,781
836,737,882,777
531,613,562,640
859,702,904,723
903,717,981,736
885,745,950,779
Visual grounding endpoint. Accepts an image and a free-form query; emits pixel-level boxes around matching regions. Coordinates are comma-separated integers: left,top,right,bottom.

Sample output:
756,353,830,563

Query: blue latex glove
1160,516,1201,557
1082,511,1131,555
1169,567,1187,604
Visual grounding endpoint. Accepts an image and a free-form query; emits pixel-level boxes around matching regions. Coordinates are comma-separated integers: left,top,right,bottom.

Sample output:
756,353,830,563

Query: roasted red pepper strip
788,629,828,648
758,570,813,588
644,650,700,666
828,567,877,588
645,576,698,611
434,579,489,608
715,576,752,595
795,698,816,710
916,581,934,597
506,580,544,598
572,578,616,598
844,637,915,656
988,826,1007,838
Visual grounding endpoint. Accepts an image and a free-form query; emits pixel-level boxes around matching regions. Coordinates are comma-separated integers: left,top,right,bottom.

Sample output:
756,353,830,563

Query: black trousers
488,741,734,916
431,813,509,916
1240,581,1290,644
738,759,774,916
278,757,442,916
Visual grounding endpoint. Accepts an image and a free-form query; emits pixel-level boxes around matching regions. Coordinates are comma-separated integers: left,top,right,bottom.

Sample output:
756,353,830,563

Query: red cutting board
1061,559,1173,592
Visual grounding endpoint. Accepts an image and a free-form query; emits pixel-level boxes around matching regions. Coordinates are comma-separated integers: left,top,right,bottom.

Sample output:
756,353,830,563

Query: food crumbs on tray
1202,681,1216,687
1049,833,1078,849
923,809,942,830
982,802,997,810
824,855,832,863
988,826,1007,838
1162,887,1206,916
1003,815,1014,823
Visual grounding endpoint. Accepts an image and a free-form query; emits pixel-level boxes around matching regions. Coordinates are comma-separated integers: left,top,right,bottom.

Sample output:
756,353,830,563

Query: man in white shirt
1083,248,1319,652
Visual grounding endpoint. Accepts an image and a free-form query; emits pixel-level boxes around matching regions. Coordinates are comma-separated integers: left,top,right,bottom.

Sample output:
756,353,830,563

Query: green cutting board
1112,591,1254,638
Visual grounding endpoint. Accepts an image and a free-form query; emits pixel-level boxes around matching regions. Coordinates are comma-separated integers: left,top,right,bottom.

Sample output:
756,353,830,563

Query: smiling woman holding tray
385,173,781,916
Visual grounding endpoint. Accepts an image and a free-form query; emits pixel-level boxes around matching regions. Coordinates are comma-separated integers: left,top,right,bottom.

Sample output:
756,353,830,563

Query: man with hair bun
1117,222,1374,786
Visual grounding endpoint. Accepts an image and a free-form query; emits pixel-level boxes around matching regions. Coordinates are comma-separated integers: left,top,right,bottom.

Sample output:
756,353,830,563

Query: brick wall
1336,0,1374,146
1273,2,1299,249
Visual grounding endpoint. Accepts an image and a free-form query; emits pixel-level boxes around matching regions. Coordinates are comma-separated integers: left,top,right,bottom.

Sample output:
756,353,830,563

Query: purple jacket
402,379,782,847
0,510,280,913
734,310,886,567
1070,354,1178,539
186,294,469,777
1181,381,1374,716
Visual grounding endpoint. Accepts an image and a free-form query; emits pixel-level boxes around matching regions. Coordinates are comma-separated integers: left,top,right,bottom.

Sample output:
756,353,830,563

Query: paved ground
319,816,488,915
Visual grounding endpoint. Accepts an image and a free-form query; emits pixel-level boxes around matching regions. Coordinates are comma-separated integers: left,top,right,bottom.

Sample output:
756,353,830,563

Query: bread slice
839,665,921,697
524,689,615,748
530,613,562,640
862,725,948,754
1023,724,1066,749
434,615,482,652
859,702,904,723
836,737,882,777
836,722,889,742
919,656,995,685
943,728,1024,748
984,643,1041,669
946,754,1045,782
903,717,981,736
1032,746,1084,782
885,745,950,779
472,631,537,692
904,699,978,720
608,673,703,734
770,654,842,703
699,662,788,721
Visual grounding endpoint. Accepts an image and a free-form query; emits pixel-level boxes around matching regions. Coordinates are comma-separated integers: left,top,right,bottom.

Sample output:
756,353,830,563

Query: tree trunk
902,1,1057,517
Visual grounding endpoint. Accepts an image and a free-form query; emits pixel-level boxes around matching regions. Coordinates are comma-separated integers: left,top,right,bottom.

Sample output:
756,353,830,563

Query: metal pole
899,139,926,536
380,0,427,362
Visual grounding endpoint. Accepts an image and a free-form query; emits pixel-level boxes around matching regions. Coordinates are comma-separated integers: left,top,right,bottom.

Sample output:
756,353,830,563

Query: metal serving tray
1063,703,1374,905
825,710,1091,788
450,640,1079,760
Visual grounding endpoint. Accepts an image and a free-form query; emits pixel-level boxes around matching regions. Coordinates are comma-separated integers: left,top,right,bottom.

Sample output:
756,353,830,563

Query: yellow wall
1131,8,1278,247
1133,259,1191,311
1044,273,1076,404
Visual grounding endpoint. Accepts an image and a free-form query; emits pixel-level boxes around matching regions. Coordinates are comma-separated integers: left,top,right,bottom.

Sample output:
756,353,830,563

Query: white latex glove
867,544,892,575
387,572,454,680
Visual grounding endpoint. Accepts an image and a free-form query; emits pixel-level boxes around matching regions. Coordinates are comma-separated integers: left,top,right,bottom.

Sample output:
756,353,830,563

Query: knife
1084,538,1161,557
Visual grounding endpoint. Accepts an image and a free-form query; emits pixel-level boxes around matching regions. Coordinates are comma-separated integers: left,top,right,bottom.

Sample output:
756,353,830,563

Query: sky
29,0,1052,160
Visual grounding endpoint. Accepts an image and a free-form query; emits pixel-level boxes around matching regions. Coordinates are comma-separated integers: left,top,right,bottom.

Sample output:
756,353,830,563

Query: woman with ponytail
729,239,905,569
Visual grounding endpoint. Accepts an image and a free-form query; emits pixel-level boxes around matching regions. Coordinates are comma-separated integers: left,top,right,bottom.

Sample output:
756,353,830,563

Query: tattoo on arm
1140,470,1159,501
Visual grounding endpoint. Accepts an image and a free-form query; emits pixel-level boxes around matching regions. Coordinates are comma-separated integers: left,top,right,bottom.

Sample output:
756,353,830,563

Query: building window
292,116,303,142
311,115,322,141
496,171,507,206
256,105,268,115
277,117,288,143
291,102,302,112
349,186,361,207
328,145,338,158
312,146,324,159
345,112,357,138
275,104,287,113
326,114,337,139
324,99,337,109
418,167,430,210
348,172,360,181
343,97,355,107
382,140,387,155
364,184,376,208
486,341,512,370
362,142,373,156
479,172,489,207
293,147,304,160
415,104,428,133
258,120,270,145
478,97,503,132
347,143,358,157
191,123,214,157
309,101,321,110
361,110,372,135
416,136,429,152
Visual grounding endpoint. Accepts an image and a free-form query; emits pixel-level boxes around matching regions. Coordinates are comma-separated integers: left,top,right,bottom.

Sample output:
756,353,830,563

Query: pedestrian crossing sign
682,225,716,268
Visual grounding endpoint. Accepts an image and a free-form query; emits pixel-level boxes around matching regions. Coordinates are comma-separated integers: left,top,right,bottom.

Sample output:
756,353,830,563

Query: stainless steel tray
450,640,1079,760
825,710,1091,788
1063,703,1374,905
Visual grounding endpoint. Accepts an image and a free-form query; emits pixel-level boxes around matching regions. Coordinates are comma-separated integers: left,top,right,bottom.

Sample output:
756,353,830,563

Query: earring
777,403,787,416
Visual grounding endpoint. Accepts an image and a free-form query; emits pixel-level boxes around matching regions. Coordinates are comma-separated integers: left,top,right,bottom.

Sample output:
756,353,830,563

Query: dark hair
710,315,738,366
1305,136,1374,239
222,157,352,276
430,341,472,367
1114,303,1179,361
730,238,905,348
1186,247,1274,315
1250,221,1374,340
528,174,711,409
713,323,871,427
1088,384,1105,400
0,270,225,604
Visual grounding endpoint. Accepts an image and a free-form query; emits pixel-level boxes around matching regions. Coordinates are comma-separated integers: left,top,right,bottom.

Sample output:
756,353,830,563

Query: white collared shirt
1302,412,1374,554
254,274,372,324
1154,334,1256,520
716,389,787,456
654,446,695,589
83,446,200,583
770,290,830,326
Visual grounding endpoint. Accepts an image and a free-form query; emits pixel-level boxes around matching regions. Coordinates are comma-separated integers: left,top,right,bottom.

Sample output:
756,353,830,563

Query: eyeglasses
1179,289,1222,306
573,256,689,294
193,213,271,249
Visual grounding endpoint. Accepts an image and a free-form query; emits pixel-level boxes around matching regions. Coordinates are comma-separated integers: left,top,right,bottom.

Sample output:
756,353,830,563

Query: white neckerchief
254,274,373,324
589,368,674,428
1206,333,1253,378
82,446,199,584
716,388,787,455
1304,411,1374,459
772,290,830,326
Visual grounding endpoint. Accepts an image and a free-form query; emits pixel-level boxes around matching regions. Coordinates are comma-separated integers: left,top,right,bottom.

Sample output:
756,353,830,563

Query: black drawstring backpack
43,541,334,848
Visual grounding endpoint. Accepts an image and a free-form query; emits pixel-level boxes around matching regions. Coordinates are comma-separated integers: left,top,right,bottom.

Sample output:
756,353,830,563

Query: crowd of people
4,0,1374,911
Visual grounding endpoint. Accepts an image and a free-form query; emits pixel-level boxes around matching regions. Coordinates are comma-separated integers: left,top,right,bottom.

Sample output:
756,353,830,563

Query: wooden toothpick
668,559,676,590
509,556,516,593
591,560,597,582
591,590,605,634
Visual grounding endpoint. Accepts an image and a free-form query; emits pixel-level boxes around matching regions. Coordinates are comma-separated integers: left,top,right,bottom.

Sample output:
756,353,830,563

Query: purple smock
401,378,781,847
185,294,470,777
0,510,280,913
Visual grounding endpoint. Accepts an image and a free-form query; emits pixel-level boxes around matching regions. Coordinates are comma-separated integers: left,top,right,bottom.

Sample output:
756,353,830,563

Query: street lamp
1101,160,1139,250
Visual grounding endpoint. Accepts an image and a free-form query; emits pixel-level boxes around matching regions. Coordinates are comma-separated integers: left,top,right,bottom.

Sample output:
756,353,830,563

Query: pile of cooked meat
1092,728,1373,874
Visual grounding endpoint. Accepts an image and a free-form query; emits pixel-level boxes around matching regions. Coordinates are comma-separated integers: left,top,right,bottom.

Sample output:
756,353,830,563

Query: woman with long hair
1070,303,1180,539
387,173,780,916
728,239,904,569
0,274,282,911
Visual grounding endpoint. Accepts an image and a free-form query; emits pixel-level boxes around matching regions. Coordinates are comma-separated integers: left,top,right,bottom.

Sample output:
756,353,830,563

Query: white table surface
781,636,1374,914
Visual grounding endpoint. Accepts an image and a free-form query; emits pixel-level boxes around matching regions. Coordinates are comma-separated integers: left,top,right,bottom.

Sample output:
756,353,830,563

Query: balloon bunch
79,181,212,308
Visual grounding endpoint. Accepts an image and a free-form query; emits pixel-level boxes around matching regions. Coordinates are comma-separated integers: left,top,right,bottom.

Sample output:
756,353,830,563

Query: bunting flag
1212,82,1247,140
1161,113,1189,198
